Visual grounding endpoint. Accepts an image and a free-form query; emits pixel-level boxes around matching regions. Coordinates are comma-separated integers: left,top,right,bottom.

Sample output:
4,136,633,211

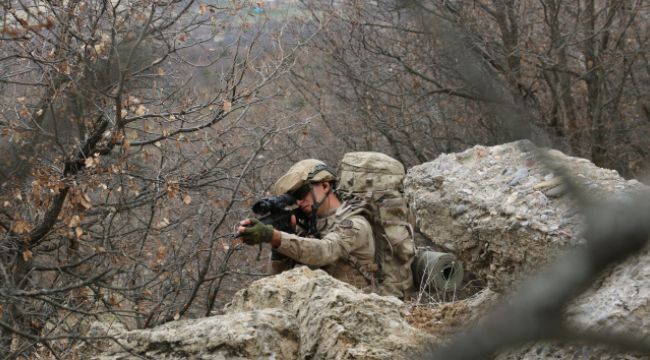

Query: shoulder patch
338,219,354,229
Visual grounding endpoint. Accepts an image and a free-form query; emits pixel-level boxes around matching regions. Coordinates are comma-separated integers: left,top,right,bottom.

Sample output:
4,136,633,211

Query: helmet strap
309,183,332,217
299,183,332,237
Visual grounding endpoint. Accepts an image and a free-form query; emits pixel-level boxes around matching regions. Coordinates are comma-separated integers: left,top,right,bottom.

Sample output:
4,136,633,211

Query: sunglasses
290,184,313,200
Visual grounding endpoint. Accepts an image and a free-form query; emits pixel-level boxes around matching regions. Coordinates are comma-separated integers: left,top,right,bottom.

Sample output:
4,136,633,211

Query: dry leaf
135,104,146,116
84,156,96,168
173,310,180,320
68,215,81,228
223,100,232,112
59,63,71,74
75,227,83,238
79,193,92,209
22,249,33,261
156,218,170,230
19,107,29,118
199,3,209,14
182,194,192,205
12,219,31,234
167,182,179,198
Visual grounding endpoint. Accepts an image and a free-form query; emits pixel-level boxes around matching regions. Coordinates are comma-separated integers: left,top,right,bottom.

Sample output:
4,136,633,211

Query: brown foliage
0,1,302,358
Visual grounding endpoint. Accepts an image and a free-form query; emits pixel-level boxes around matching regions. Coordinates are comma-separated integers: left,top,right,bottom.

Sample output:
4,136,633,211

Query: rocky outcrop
404,140,646,291
88,141,650,360
91,309,299,360
90,267,433,359
404,140,650,359
225,266,432,359
495,244,650,360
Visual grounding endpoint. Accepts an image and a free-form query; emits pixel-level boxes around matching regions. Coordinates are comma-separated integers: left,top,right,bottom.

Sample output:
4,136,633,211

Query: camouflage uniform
275,203,377,292
271,159,412,298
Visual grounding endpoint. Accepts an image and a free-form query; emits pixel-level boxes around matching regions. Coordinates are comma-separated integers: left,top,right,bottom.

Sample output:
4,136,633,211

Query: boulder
225,266,432,359
495,245,650,360
404,140,650,359
90,309,299,360
90,267,433,359
404,140,645,290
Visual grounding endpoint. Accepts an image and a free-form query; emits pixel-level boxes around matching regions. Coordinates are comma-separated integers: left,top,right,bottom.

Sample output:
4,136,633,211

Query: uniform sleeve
276,215,372,267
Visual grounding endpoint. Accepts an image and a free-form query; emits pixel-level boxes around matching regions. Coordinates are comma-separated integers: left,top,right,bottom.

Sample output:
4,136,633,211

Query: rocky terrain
404,140,646,291
89,267,434,359
405,140,650,359
87,140,650,359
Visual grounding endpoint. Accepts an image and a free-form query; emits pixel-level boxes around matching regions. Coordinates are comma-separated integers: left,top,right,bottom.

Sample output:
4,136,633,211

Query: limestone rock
90,267,432,360
497,245,650,359
404,139,645,291
91,309,299,360
225,266,433,359
404,140,650,359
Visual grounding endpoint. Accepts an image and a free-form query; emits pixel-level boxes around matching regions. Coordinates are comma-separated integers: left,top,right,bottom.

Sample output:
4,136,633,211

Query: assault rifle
250,194,318,260
252,194,307,234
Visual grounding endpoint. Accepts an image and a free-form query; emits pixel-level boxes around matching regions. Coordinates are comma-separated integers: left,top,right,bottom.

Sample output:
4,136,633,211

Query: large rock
404,140,645,290
225,266,432,359
496,244,650,360
90,309,299,359
404,140,650,359
90,267,433,359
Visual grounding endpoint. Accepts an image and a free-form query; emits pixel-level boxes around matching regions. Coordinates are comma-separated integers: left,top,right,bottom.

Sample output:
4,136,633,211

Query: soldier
237,159,385,295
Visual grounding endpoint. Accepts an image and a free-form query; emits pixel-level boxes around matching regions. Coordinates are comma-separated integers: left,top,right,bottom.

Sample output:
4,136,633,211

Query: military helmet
274,159,337,195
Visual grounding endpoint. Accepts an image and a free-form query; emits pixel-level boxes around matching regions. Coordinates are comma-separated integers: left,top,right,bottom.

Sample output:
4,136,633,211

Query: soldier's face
294,182,327,215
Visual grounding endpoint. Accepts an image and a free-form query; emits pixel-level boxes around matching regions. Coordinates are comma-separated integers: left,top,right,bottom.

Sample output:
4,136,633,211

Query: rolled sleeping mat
412,250,463,293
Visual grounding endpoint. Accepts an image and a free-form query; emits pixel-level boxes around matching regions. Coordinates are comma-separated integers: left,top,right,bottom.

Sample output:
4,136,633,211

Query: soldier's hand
238,218,274,245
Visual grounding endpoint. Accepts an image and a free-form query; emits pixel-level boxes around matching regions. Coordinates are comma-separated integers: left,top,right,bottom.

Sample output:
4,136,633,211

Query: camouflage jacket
275,202,377,292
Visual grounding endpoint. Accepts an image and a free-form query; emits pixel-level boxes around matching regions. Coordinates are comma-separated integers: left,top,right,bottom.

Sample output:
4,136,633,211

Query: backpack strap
347,254,380,291
335,200,383,288
379,220,414,248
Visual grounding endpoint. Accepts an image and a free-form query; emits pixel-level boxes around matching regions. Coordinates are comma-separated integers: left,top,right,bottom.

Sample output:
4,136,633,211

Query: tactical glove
240,218,274,245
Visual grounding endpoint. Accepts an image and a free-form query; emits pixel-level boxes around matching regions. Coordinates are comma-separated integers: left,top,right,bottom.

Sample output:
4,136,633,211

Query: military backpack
336,152,416,297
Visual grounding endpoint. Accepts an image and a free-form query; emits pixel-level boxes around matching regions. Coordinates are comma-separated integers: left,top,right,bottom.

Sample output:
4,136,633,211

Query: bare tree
0,1,306,358
290,0,649,176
